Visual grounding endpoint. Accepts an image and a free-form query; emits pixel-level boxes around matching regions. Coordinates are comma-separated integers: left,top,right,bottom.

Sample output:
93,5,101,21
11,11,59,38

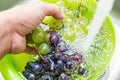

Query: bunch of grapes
23,25,89,80
23,0,89,79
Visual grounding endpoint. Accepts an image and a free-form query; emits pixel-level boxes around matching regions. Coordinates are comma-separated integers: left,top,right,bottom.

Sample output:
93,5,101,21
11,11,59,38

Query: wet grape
41,73,53,80
50,31,59,44
54,64,64,75
57,60,64,67
38,43,49,55
74,54,83,63
55,53,61,60
65,61,74,69
32,27,46,43
58,73,69,80
59,55,67,63
45,33,50,43
57,42,68,52
27,61,44,74
22,71,35,80
63,30,76,42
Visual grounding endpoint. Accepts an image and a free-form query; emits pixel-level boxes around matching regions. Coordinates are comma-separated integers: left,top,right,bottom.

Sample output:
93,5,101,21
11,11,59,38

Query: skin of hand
0,1,64,59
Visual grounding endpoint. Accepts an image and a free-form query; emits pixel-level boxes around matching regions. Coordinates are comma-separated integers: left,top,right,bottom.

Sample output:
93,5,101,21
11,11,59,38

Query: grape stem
33,47,45,60
47,57,54,70
54,44,59,52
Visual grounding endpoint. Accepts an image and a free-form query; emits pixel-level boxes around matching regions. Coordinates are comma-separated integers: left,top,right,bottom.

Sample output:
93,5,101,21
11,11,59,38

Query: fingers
0,2,64,58
10,33,26,53
38,2,64,20
5,2,64,36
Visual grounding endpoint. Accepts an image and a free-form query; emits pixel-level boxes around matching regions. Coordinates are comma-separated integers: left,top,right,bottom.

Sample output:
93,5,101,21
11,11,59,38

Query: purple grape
36,73,54,80
74,54,83,63
47,53,60,62
41,73,53,80
57,42,68,52
57,60,64,67
50,31,59,44
60,55,67,63
58,73,69,80
22,71,35,80
55,53,61,60
54,53,67,63
27,61,44,74
54,64,64,75
65,61,74,69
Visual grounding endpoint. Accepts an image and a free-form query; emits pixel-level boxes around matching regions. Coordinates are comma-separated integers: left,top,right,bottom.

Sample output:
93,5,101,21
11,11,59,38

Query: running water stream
81,0,115,51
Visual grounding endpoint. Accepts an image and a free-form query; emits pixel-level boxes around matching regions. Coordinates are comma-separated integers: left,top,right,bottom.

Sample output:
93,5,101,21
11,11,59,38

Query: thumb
38,1,64,20
6,2,64,36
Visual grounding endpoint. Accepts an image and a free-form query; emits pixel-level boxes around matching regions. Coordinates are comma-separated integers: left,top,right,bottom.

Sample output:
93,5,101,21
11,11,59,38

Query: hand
0,1,64,59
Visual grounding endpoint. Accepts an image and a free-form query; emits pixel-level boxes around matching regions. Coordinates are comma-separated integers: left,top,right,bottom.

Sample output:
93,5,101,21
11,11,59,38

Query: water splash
81,0,114,51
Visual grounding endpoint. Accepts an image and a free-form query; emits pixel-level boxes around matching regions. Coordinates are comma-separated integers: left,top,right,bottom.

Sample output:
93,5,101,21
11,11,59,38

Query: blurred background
0,0,120,80
111,0,120,20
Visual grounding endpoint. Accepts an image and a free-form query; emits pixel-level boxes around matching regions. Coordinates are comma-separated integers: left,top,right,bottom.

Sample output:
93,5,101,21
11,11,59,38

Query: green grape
32,28,46,43
32,27,42,33
66,10,74,17
79,17,89,27
81,26,88,35
42,16,52,24
38,43,49,55
74,24,81,32
45,33,50,43
63,29,76,42
43,16,62,29
64,18,73,25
